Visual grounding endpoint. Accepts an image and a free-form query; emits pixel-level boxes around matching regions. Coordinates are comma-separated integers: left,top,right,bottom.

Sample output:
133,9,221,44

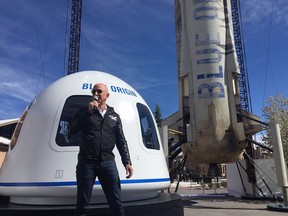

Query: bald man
71,83,133,216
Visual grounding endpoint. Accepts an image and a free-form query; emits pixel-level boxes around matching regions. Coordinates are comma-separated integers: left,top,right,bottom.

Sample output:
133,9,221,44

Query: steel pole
270,122,288,206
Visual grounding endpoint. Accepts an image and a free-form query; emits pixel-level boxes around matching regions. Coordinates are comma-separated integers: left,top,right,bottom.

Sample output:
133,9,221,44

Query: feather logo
109,115,117,121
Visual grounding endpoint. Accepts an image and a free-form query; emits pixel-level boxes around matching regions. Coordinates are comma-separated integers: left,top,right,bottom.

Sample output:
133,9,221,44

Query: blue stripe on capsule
0,178,170,187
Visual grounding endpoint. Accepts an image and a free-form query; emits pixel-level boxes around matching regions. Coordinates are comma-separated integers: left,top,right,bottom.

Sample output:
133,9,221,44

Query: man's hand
88,100,98,111
125,164,133,179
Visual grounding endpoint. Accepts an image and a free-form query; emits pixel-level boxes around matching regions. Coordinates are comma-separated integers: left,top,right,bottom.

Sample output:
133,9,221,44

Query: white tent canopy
0,118,19,127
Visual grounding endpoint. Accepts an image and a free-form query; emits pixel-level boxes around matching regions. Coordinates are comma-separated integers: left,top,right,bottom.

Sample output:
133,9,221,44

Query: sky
0,0,287,121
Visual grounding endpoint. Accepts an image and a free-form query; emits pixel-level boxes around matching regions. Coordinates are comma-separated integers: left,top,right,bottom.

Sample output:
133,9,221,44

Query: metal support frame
230,0,251,112
67,0,82,75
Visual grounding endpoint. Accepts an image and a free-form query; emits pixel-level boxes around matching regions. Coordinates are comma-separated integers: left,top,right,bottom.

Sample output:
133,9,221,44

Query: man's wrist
125,161,132,166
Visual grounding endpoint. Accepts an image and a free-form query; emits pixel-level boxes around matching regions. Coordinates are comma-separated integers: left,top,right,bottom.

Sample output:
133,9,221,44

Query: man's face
92,83,109,104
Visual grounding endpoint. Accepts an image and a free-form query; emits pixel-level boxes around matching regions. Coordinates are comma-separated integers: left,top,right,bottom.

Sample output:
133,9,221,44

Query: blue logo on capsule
82,83,137,97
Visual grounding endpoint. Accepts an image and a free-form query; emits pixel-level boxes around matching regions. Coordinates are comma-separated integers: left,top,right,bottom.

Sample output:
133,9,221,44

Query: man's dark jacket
70,105,131,166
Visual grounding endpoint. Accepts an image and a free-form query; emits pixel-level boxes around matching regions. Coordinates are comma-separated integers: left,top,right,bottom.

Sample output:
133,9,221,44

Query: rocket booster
174,0,246,163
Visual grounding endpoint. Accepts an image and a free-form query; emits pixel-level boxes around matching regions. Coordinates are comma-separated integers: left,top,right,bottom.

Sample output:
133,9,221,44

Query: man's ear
106,93,110,98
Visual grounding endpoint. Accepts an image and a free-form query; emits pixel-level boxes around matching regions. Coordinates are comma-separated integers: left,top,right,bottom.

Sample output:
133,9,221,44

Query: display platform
0,192,184,216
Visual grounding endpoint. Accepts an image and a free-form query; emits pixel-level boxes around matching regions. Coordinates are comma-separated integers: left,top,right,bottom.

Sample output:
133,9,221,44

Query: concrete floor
177,187,288,216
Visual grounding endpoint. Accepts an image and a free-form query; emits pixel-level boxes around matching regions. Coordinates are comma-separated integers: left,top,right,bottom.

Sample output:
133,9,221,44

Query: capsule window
56,95,91,147
137,103,160,150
